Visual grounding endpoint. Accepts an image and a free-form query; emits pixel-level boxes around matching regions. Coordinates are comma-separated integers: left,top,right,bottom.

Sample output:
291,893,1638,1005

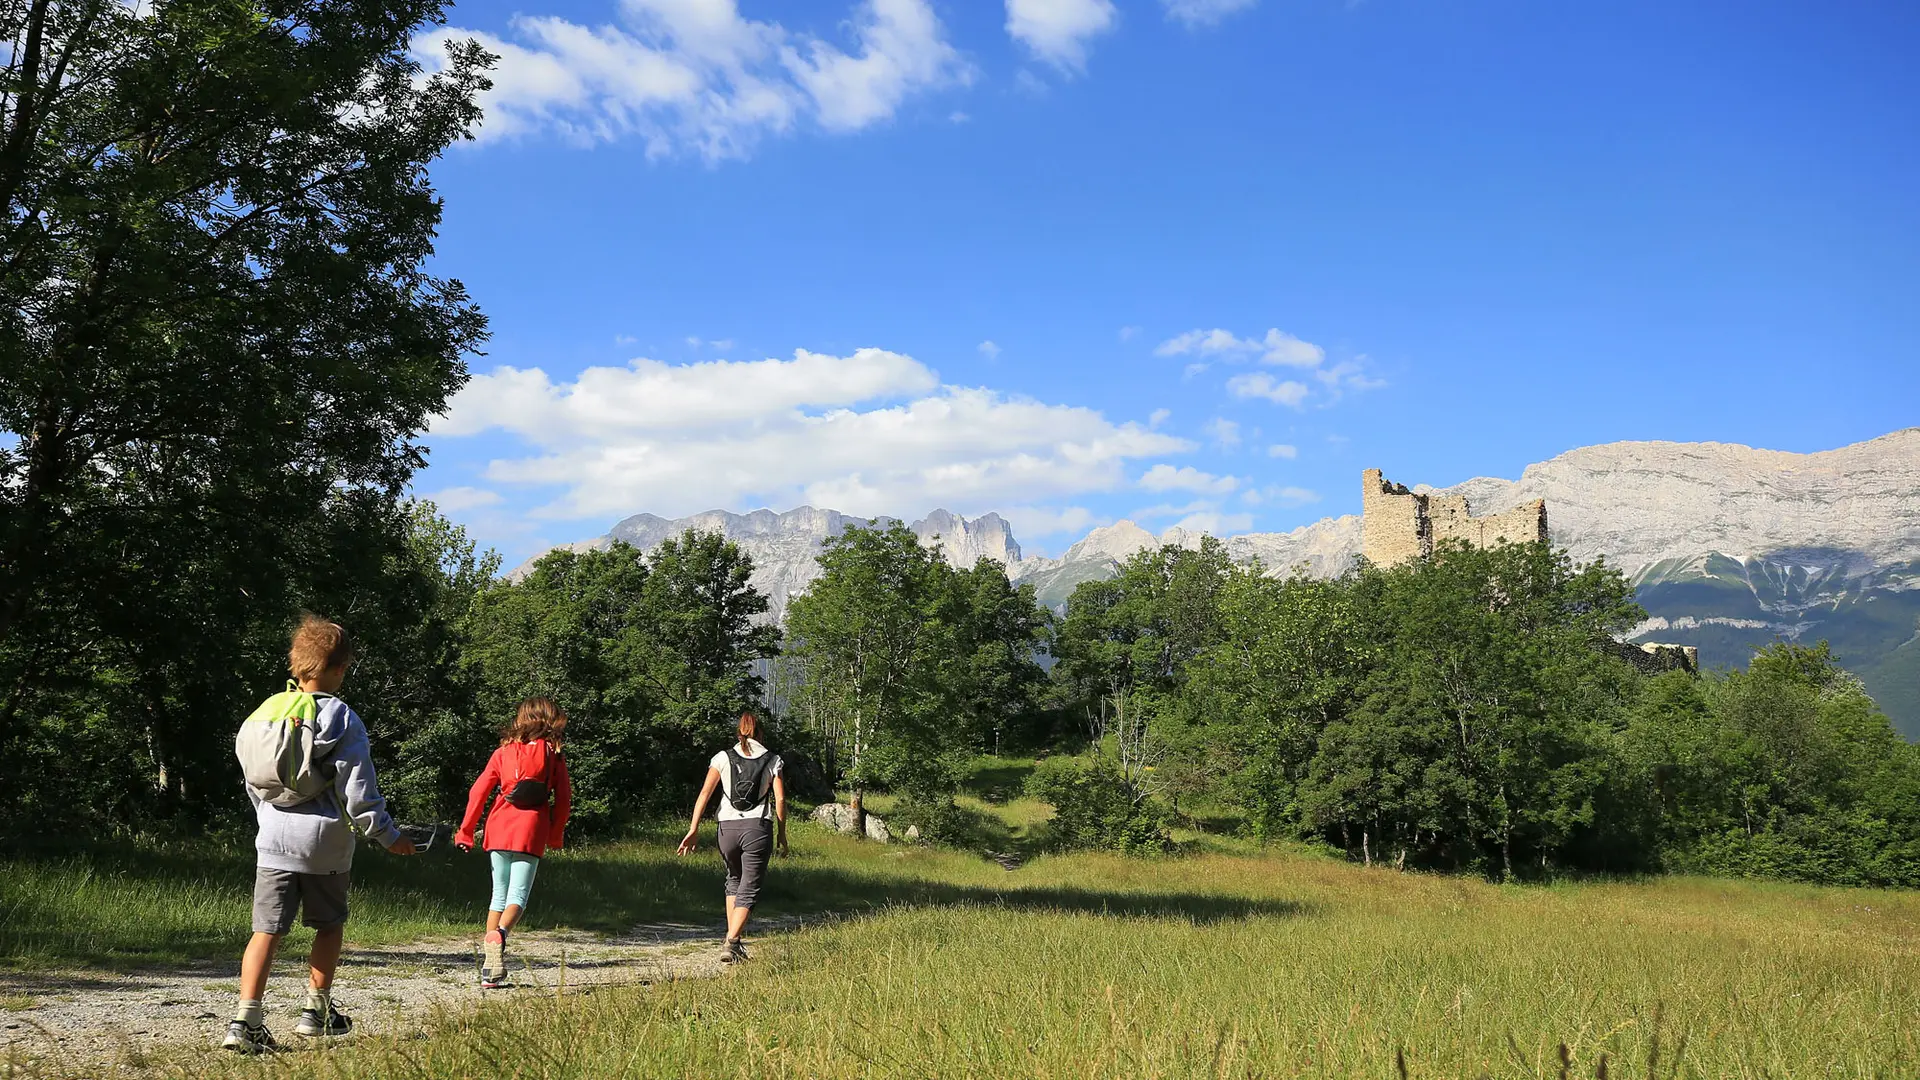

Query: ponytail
737,712,759,755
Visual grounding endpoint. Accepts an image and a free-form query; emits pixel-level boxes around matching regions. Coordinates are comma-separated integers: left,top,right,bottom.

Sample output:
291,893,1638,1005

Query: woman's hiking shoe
220,1020,278,1054
294,1004,353,1038
721,939,748,964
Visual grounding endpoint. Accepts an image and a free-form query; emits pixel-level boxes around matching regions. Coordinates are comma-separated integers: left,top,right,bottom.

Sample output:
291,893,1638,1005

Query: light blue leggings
489,851,540,912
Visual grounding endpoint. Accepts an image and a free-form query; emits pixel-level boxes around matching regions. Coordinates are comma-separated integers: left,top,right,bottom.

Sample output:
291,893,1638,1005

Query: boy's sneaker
721,939,748,964
221,1020,278,1054
294,1003,353,1038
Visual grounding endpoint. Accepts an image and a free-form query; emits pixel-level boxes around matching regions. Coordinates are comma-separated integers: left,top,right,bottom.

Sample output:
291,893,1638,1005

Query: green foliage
0,0,489,829
1025,756,1169,854
1055,538,1920,884
1631,642,1920,887
458,535,779,832
785,524,1051,805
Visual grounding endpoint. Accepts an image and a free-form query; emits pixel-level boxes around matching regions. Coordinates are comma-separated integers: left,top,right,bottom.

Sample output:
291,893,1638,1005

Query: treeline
1043,538,1920,886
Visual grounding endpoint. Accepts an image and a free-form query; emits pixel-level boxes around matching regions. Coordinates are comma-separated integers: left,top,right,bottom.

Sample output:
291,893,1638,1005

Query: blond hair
501,697,568,747
289,614,354,681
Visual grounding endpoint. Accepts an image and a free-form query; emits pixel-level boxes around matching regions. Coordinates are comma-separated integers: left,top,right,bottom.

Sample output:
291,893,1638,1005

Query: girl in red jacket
455,697,572,989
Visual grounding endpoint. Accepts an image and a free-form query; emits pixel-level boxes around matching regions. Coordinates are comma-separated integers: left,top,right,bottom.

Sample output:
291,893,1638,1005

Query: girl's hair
289,613,354,681
502,697,568,747
736,712,760,754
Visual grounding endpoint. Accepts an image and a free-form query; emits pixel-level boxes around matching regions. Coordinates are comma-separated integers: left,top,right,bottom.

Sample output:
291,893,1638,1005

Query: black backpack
504,741,556,810
724,747,776,813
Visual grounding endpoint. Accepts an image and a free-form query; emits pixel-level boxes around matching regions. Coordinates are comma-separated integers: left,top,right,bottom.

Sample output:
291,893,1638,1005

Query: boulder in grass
904,825,921,842
864,814,892,843
810,803,859,834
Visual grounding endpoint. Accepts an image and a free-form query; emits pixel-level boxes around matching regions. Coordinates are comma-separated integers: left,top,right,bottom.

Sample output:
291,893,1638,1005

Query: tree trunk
850,789,866,839
1362,828,1371,867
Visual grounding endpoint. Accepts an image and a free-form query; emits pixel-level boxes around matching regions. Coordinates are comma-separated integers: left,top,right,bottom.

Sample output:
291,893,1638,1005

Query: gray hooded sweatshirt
249,694,403,874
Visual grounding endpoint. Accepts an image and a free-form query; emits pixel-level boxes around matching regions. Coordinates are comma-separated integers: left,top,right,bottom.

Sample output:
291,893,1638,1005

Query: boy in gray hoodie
221,615,416,1054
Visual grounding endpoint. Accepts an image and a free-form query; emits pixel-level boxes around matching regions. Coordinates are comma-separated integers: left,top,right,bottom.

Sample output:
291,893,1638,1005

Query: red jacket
455,739,572,857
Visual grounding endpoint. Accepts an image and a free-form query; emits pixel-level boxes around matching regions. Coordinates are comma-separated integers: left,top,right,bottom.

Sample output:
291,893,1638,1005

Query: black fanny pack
505,742,554,809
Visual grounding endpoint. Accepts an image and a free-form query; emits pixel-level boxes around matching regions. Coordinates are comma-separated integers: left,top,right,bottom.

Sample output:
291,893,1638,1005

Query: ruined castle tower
1360,468,1548,567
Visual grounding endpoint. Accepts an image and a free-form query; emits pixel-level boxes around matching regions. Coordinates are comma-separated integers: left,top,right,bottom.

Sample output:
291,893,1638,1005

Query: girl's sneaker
480,929,507,988
220,1020,278,1054
294,1003,353,1038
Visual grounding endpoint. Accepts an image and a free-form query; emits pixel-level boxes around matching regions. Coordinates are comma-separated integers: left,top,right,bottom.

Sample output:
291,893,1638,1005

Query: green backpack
235,681,334,807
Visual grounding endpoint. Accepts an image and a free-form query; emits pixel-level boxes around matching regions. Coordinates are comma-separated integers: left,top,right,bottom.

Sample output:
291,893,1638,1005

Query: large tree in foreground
0,0,491,818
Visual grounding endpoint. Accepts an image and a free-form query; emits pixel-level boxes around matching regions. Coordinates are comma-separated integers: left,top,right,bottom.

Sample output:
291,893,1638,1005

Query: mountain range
518,428,1920,737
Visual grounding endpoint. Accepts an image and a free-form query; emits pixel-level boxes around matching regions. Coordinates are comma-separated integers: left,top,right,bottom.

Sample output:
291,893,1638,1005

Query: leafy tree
0,0,490,824
1175,567,1369,837
941,557,1050,756
1053,538,1232,793
785,524,960,816
1297,541,1643,877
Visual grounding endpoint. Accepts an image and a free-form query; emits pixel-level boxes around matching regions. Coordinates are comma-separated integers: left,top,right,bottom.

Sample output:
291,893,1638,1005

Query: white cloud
1202,417,1241,449
1001,504,1102,540
1139,464,1237,495
415,0,970,160
1006,0,1117,71
1134,499,1252,534
422,486,505,513
1266,485,1320,507
1162,0,1259,27
1148,408,1171,428
978,339,1001,360
1118,325,1141,342
949,110,971,123
434,348,1192,522
1227,372,1309,408
1156,327,1324,368
1155,327,1247,357
1172,510,1254,534
1182,362,1210,380
1267,443,1298,459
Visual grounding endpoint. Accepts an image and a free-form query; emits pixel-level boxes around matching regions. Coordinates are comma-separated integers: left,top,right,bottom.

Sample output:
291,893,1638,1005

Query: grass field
4,775,1918,1078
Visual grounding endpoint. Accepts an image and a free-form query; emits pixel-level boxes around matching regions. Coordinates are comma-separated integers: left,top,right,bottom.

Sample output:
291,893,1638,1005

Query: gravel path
0,919,792,1077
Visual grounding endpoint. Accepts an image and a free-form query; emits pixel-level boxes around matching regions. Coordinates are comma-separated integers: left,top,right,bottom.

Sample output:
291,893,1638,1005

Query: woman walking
455,697,572,989
677,712,787,963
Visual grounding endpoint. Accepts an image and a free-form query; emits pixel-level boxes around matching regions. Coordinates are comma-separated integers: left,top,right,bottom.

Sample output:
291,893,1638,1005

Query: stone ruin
1359,468,1697,675
1361,468,1548,567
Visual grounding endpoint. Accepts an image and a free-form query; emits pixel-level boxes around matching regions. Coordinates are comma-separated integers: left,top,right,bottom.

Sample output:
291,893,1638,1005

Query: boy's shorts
252,868,351,934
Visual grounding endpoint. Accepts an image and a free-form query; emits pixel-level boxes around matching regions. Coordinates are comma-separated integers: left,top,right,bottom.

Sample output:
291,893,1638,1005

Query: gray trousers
717,818,774,909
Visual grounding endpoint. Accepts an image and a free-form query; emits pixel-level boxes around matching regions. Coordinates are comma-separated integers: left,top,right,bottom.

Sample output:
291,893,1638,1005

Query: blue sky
412,0,1920,563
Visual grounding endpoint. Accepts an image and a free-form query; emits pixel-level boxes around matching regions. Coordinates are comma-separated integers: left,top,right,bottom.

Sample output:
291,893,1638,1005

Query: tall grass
170,834,1920,1079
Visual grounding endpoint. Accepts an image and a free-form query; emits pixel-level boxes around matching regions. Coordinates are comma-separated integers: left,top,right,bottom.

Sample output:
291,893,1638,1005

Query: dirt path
1,919,794,1076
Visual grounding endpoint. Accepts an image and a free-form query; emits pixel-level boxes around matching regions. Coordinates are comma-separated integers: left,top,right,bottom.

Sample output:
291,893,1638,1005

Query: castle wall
1361,469,1548,567
1361,468,1428,567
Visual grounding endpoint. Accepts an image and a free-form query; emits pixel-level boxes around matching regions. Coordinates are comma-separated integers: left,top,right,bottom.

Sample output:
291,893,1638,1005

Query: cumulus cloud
1226,372,1309,408
1162,0,1259,27
1155,327,1324,367
414,0,970,160
1005,0,1117,71
1148,408,1171,428
433,347,1192,523
1202,417,1242,449
1267,443,1298,459
978,340,1001,360
1139,464,1238,495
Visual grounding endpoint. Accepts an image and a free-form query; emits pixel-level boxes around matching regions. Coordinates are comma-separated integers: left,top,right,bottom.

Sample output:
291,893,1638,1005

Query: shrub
1025,757,1169,854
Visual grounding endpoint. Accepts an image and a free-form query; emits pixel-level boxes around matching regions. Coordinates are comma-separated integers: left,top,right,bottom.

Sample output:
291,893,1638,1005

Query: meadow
4,791,1917,1079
